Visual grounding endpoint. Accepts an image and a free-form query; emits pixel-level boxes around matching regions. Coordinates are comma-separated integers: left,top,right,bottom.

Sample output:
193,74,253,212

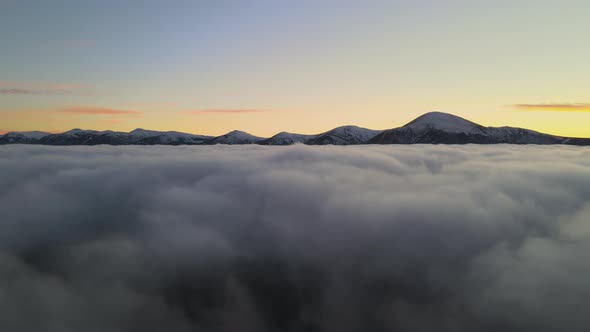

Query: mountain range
2,112,589,146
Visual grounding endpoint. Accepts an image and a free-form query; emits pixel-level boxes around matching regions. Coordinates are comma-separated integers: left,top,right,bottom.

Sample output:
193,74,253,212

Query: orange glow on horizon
1,104,590,139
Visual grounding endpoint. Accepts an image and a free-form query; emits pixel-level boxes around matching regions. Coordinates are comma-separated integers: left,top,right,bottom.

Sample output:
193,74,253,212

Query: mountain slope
258,132,315,145
306,126,382,145
487,126,564,144
0,131,51,144
133,130,212,145
368,112,574,145
40,130,107,145
204,130,264,145
36,129,211,145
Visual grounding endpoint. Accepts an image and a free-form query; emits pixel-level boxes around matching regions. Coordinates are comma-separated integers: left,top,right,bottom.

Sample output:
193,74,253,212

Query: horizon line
2,111,590,140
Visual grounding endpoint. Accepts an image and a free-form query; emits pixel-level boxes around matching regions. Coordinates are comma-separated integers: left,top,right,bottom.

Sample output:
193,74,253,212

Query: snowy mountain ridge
306,125,382,145
2,112,589,146
4,131,51,139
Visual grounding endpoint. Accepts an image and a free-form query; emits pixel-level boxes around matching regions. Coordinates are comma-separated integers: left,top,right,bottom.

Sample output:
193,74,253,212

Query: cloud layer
1,145,590,332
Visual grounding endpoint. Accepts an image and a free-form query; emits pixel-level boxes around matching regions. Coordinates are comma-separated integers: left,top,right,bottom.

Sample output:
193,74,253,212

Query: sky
1,0,589,137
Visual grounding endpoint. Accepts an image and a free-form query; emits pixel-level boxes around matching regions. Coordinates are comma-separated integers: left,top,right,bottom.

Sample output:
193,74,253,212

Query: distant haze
1,145,590,331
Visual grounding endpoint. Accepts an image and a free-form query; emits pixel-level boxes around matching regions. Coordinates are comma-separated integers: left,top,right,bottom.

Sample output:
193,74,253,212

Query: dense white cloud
0,144,589,331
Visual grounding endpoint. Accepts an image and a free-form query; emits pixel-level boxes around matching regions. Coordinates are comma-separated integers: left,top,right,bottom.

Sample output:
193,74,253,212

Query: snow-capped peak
328,125,381,139
272,132,313,139
128,128,209,140
129,128,162,137
403,112,487,134
324,125,381,141
206,130,264,144
306,125,382,145
224,130,262,140
259,132,315,145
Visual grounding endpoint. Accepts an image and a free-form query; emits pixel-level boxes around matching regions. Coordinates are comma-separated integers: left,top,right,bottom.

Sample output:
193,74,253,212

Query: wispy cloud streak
186,109,269,114
0,88,75,96
59,106,143,115
0,81,94,96
512,103,590,112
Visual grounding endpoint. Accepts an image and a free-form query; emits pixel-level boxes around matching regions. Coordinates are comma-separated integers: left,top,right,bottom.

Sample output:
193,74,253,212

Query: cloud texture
1,145,590,332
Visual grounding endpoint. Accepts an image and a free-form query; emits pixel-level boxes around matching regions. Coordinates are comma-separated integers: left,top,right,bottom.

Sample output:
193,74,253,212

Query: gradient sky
1,0,590,137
